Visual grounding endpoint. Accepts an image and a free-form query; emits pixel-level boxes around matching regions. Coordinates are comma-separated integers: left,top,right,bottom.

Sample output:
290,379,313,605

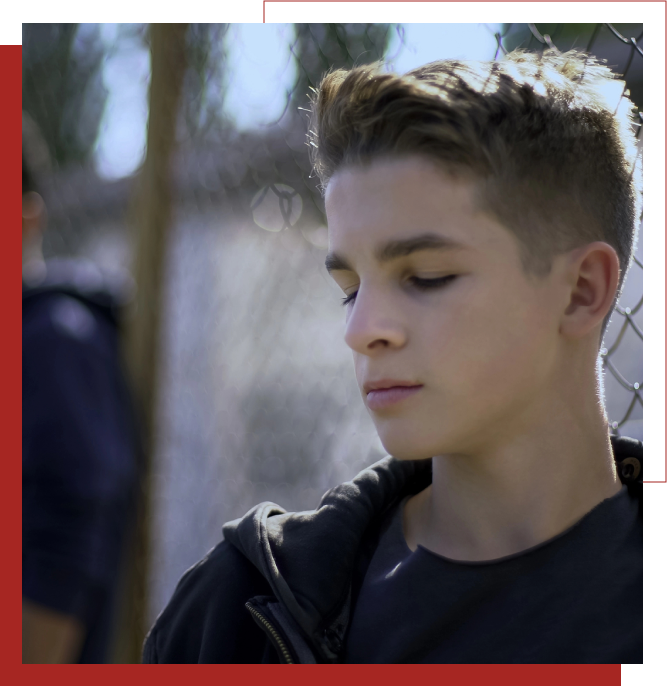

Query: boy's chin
380,437,435,462
378,427,459,461
389,451,433,462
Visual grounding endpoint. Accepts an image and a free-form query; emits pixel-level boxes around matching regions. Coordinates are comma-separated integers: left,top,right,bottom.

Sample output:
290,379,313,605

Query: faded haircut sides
308,49,642,348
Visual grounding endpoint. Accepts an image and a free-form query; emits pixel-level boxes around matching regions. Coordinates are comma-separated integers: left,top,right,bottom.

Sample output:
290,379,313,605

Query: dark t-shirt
23,282,139,663
345,487,642,664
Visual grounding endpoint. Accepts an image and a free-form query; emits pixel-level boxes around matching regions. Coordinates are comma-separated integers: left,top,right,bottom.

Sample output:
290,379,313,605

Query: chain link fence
22,22,643,653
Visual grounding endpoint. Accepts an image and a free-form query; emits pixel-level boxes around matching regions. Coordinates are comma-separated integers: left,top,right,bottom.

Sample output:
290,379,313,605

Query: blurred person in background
22,125,140,663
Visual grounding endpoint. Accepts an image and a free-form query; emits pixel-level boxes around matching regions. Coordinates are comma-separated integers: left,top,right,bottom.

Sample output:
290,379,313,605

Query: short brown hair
308,49,642,344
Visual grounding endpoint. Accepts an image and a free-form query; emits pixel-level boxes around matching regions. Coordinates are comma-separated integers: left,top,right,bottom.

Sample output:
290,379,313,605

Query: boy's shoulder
142,538,275,663
144,457,431,663
144,436,642,663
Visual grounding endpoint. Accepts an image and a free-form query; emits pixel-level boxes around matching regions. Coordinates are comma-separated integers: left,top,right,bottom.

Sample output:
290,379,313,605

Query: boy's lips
366,386,423,410
363,379,422,394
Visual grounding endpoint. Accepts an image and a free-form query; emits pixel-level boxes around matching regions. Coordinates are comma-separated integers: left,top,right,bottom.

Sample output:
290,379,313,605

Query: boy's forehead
327,157,479,223
326,155,450,199
325,157,508,257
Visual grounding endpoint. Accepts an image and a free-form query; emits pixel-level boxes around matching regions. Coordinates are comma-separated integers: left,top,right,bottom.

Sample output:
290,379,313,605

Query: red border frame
5,42,22,670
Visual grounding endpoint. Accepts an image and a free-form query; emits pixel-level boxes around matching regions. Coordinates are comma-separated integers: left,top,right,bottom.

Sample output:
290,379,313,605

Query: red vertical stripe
3,42,22,675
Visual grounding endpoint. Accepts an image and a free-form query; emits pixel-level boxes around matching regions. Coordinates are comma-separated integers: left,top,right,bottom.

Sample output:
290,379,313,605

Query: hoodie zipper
245,602,295,664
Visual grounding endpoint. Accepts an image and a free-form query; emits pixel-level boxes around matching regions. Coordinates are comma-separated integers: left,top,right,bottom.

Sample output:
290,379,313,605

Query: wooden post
115,23,188,664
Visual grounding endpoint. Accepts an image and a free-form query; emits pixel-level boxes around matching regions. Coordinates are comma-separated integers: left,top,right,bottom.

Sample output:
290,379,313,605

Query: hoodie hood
22,257,133,328
222,434,642,661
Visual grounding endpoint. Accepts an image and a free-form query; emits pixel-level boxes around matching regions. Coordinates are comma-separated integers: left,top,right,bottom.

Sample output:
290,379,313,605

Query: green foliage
290,23,392,116
179,23,230,141
22,24,108,168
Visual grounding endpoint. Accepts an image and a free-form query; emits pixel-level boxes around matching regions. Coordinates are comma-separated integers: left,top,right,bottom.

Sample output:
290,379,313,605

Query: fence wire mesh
22,22,643,647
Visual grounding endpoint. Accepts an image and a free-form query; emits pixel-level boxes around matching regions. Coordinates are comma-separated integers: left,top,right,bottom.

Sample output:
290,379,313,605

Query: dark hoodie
23,259,140,663
142,435,642,664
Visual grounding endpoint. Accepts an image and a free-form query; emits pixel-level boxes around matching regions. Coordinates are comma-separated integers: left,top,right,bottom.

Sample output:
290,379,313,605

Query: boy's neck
403,372,621,562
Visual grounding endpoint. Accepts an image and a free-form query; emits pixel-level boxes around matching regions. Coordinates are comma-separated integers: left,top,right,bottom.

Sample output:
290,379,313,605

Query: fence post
115,22,189,664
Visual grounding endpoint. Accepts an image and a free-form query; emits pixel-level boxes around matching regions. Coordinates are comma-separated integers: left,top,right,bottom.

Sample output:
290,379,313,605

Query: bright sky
92,23,501,181
94,23,150,181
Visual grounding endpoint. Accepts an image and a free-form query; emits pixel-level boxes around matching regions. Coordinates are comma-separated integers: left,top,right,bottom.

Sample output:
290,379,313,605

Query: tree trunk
114,22,188,664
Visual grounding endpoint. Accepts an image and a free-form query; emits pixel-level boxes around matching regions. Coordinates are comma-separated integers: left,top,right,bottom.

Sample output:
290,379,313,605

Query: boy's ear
22,192,45,240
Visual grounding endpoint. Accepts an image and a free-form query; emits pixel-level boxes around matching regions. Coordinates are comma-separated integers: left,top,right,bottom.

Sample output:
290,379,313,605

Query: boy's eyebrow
325,233,468,273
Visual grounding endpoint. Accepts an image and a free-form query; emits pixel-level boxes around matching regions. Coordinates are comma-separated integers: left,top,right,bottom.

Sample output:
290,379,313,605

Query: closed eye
340,275,458,307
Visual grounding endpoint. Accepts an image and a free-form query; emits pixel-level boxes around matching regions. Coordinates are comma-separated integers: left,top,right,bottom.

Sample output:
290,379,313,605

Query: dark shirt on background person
22,258,140,663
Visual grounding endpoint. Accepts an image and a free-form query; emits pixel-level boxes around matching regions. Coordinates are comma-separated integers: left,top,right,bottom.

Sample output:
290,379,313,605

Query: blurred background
22,23,643,662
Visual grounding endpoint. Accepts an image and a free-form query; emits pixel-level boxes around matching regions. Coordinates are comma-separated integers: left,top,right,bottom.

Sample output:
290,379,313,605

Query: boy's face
325,156,566,460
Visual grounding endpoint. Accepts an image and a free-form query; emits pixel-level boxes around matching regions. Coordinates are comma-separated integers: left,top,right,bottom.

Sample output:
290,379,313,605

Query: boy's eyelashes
340,275,458,307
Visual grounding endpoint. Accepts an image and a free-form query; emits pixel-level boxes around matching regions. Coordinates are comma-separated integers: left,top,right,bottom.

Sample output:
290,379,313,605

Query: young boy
142,49,642,664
